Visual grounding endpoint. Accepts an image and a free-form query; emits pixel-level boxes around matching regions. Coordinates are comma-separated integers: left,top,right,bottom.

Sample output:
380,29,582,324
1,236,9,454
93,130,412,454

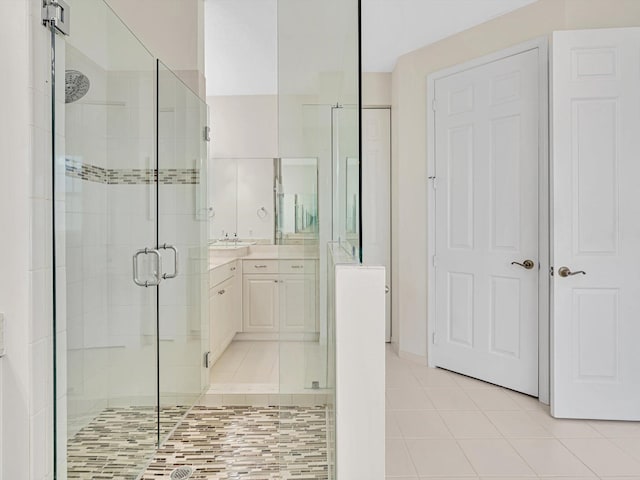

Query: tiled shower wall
0,0,58,479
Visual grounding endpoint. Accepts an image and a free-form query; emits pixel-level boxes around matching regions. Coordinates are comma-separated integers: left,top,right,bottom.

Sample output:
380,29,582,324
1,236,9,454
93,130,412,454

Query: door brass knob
558,266,586,277
511,260,535,270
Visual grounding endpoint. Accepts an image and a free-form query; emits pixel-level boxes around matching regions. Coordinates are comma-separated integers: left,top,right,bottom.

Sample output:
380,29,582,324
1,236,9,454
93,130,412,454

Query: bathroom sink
210,242,254,249
209,243,251,257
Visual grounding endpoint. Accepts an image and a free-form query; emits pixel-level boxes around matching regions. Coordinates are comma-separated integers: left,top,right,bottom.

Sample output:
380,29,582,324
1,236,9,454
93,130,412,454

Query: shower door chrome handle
159,243,179,280
133,248,162,287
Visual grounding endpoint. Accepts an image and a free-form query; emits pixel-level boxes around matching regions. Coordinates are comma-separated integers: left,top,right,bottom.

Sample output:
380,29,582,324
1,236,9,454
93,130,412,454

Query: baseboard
233,332,320,342
398,349,427,365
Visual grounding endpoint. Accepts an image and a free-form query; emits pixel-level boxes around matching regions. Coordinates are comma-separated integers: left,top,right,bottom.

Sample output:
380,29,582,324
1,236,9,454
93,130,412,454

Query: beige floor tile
527,410,602,438
394,410,452,438
510,438,595,477
411,367,459,388
561,438,640,476
421,477,479,480
387,388,435,410
386,438,418,477
451,373,502,390
458,438,535,477
405,438,476,477
386,412,403,438
505,390,548,411
386,369,422,389
612,437,640,462
536,478,599,480
485,411,552,438
440,411,501,438
479,477,537,480
589,420,640,438
468,388,521,411
425,388,478,411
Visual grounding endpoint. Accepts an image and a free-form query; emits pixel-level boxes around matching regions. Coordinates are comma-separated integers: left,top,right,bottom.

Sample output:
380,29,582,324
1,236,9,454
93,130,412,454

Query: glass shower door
156,61,209,442
54,0,160,478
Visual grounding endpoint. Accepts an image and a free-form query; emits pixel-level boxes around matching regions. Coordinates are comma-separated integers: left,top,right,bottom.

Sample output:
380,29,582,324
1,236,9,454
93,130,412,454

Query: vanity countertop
209,247,319,271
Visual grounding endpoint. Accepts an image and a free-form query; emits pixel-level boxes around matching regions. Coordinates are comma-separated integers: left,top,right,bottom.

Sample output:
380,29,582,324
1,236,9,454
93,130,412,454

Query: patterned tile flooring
67,405,330,480
142,406,330,480
67,406,188,480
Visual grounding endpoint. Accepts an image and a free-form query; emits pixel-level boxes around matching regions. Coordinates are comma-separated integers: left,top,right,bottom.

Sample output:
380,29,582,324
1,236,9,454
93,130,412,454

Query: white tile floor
208,340,327,395
385,346,640,479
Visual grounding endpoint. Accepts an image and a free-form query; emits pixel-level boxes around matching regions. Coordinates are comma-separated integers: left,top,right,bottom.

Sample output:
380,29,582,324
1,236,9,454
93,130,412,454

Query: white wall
236,158,274,241
363,72,392,106
0,1,56,478
392,0,640,361
106,0,206,96
208,95,278,158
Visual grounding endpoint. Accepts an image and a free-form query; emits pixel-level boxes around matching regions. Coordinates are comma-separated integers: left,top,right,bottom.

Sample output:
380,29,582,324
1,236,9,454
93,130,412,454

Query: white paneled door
551,28,640,420
432,48,540,396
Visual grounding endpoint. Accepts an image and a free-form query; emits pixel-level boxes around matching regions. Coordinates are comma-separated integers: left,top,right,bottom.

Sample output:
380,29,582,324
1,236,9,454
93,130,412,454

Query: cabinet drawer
210,260,238,287
243,259,279,274
280,260,316,274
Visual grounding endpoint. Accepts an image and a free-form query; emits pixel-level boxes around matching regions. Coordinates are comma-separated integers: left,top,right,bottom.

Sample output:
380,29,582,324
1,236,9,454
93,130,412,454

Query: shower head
65,70,90,104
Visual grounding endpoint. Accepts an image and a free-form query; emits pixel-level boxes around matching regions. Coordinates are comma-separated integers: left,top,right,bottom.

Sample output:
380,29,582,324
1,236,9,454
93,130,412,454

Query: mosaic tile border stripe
65,158,200,185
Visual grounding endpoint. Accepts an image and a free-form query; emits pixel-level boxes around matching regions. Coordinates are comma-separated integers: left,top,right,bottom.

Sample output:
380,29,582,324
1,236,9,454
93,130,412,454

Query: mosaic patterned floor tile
67,406,188,480
141,405,330,480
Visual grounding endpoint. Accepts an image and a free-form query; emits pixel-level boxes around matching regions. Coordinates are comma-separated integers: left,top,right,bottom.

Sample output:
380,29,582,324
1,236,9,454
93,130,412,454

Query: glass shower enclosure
50,1,209,478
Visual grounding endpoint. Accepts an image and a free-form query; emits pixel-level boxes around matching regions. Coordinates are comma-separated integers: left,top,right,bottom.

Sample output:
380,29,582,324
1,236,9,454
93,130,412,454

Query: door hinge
432,255,437,267
432,332,438,344
432,98,438,111
42,0,70,36
428,176,437,189
203,126,211,142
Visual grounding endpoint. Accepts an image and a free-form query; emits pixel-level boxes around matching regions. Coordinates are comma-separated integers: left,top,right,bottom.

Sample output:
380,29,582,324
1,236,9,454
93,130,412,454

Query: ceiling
205,0,538,96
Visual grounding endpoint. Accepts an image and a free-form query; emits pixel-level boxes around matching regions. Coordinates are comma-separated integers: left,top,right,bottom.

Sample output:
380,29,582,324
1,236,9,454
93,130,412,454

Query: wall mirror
276,157,319,245
208,157,318,245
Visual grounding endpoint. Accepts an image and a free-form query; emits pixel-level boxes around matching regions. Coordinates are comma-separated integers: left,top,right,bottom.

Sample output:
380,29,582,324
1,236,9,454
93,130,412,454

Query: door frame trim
362,106,393,342
425,37,550,403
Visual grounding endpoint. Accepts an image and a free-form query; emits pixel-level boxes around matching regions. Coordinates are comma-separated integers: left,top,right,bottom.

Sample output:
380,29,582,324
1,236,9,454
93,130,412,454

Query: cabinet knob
218,289,226,295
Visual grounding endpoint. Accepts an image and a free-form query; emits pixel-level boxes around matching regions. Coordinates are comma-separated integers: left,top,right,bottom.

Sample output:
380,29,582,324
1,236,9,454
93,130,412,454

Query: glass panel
334,105,360,258
54,0,158,477
157,60,209,443
277,0,360,478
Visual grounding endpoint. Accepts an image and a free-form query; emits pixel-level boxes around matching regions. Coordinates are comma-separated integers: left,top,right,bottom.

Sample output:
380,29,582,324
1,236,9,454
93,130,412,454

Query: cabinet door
280,274,317,333
243,275,279,332
210,276,235,359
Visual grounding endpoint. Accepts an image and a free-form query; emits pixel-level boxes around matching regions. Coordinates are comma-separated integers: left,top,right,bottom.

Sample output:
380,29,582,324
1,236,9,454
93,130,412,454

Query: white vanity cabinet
242,259,318,335
242,274,279,332
279,274,317,333
209,260,240,363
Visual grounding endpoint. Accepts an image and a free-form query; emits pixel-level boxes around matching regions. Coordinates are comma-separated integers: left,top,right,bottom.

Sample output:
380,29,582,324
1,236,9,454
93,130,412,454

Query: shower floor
66,405,189,480
141,405,330,479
